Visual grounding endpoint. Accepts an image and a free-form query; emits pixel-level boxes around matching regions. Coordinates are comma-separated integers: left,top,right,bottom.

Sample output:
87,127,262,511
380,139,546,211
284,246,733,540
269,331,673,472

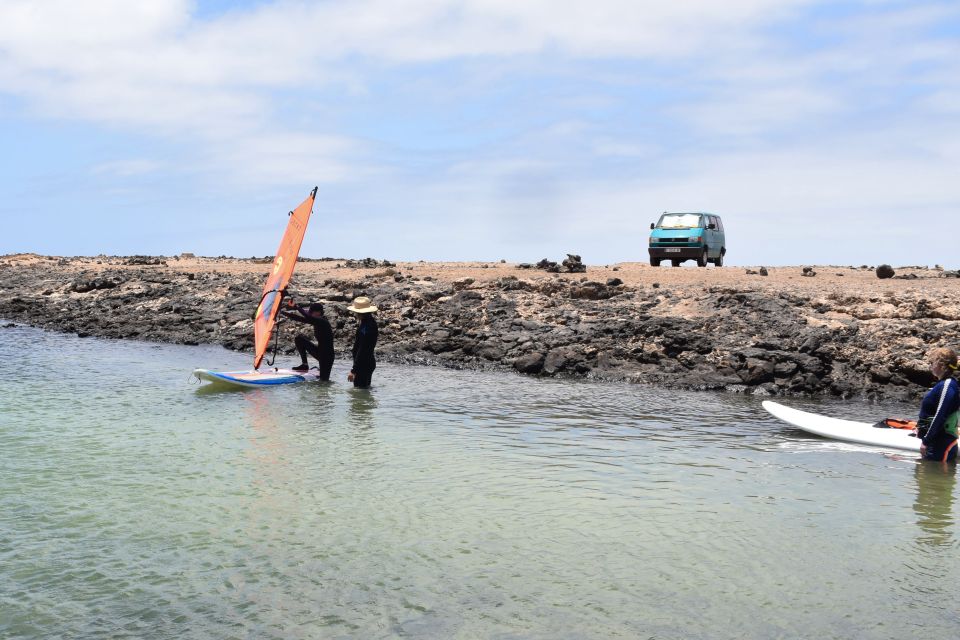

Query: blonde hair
927,347,958,371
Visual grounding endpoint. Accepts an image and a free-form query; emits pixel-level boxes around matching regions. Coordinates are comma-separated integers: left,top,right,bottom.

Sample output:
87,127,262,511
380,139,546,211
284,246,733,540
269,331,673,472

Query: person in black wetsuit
281,301,334,380
346,296,378,388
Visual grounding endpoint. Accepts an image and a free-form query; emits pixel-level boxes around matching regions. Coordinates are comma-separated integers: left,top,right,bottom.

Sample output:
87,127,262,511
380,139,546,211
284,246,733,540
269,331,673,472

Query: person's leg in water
353,366,374,388
294,335,333,378
292,335,315,371
318,352,333,381
924,439,958,463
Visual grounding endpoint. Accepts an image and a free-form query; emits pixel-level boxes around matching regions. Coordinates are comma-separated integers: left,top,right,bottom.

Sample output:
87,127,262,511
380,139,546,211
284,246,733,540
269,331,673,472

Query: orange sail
253,187,317,369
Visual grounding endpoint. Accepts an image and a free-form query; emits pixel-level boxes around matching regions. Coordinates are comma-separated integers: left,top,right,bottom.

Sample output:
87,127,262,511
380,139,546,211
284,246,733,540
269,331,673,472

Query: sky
0,0,958,266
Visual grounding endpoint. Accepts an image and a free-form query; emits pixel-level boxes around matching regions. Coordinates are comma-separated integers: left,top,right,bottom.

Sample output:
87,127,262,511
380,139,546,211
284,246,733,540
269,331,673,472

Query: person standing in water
281,301,334,380
346,296,378,388
916,347,959,463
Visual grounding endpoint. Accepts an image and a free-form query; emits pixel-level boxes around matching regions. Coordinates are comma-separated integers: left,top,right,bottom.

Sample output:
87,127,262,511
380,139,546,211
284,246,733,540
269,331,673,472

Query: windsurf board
762,400,920,452
193,368,323,389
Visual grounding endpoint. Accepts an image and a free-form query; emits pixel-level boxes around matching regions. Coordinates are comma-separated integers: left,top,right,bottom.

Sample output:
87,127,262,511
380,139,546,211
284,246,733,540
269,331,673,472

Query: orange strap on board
872,418,917,430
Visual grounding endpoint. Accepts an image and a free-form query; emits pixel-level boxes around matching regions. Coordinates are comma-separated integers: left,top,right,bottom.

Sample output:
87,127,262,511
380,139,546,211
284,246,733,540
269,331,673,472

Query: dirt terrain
2,253,958,401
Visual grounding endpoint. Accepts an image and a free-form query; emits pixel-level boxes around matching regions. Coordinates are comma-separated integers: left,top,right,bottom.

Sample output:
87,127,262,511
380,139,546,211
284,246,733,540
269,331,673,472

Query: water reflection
11,326,960,639
913,462,956,547
347,388,377,429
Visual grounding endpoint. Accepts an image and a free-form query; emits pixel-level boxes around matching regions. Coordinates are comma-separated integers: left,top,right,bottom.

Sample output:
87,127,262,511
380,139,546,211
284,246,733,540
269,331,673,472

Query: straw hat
347,296,378,313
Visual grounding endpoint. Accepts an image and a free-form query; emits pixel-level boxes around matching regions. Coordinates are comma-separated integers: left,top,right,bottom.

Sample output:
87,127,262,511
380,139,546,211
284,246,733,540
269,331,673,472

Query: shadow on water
913,462,957,547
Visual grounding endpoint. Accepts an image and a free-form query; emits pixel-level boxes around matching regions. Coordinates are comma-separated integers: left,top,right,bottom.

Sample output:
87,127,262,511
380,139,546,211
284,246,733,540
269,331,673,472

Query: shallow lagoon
1,326,958,639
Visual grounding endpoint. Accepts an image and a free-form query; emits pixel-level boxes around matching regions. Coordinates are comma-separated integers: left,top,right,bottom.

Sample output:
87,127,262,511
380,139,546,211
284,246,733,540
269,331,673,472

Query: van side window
716,217,724,231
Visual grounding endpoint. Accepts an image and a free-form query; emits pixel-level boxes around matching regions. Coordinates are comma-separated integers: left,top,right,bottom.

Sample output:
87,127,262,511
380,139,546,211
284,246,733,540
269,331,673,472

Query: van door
706,216,718,257
713,217,725,258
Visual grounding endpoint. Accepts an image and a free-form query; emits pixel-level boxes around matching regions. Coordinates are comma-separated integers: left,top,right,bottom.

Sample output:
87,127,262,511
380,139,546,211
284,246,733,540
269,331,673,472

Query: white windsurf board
762,400,920,452
193,368,322,389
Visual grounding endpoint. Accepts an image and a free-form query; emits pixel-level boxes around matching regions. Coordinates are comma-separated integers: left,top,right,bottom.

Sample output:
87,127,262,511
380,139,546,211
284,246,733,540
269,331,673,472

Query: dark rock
542,349,570,375
562,254,586,273
124,255,165,266
739,358,775,384
876,264,895,279
477,342,506,361
898,361,934,386
513,352,545,374
536,258,560,273
452,277,474,290
570,282,614,300
342,257,396,269
71,278,119,293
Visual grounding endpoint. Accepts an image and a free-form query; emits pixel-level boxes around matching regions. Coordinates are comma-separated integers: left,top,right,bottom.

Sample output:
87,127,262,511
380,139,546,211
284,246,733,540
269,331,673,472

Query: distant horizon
4,251,949,271
2,2,958,267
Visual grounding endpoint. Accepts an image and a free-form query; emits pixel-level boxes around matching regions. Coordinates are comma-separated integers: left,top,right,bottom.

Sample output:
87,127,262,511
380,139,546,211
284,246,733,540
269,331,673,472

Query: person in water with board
916,347,959,463
346,296,378,388
281,301,334,380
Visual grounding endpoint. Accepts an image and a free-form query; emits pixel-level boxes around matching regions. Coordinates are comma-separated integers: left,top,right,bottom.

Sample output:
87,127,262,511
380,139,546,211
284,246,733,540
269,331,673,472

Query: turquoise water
1,326,958,639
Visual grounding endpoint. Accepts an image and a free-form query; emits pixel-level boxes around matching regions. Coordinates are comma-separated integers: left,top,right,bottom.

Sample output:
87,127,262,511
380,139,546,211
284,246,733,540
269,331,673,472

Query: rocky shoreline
3,253,959,401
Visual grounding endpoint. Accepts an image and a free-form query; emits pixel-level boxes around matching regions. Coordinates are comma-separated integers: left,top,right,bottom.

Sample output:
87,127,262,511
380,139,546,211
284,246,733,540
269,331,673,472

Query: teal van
648,212,726,267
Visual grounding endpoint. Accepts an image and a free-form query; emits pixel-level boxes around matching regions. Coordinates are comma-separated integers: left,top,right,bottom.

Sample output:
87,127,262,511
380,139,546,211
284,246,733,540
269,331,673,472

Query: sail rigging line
264,290,289,368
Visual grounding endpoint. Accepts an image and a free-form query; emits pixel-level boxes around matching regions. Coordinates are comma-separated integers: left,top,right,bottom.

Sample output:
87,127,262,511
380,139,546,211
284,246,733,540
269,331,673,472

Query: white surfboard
193,368,323,389
762,400,921,452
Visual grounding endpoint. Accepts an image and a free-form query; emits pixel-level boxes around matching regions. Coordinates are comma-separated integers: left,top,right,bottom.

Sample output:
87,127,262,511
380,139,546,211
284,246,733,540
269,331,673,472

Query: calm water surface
1,326,958,639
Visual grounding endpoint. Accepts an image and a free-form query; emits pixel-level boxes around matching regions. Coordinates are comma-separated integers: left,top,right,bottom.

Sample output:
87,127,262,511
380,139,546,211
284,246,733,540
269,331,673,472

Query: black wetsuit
351,314,378,388
282,306,334,380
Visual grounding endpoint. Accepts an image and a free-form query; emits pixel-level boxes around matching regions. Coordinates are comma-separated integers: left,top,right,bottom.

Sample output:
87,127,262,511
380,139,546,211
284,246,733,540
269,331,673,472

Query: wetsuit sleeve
351,327,360,373
282,306,314,325
921,379,958,446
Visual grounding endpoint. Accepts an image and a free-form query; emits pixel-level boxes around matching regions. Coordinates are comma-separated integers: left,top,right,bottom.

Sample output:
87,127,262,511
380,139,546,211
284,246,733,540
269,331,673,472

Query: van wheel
650,257,660,267
696,249,708,267
671,260,681,267
714,251,724,267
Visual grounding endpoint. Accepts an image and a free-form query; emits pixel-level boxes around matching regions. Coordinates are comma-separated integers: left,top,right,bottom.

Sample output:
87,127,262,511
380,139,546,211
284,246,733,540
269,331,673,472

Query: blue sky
1,0,958,266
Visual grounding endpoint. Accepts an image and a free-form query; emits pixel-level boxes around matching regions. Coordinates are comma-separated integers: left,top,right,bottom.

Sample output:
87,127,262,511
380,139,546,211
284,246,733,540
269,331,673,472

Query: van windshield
658,213,702,229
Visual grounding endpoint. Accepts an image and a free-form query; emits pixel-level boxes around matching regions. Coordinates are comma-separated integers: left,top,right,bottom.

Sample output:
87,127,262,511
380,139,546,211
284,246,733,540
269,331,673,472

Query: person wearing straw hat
346,296,379,388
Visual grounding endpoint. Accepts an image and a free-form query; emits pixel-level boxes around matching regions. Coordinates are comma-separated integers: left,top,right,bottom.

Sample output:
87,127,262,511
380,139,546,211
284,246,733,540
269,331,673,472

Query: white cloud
674,87,841,137
0,0,819,130
91,159,163,177
199,131,373,188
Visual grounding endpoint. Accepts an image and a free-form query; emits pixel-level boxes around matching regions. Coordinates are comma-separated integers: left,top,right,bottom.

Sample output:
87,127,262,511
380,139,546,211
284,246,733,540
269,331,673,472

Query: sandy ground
4,253,952,300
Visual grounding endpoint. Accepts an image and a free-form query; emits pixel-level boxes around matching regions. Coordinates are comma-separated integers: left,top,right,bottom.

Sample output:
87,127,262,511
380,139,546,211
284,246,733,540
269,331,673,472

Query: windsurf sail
253,186,318,369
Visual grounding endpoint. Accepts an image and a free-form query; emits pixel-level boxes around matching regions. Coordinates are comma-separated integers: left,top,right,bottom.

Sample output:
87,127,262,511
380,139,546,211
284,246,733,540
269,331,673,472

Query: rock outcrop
1,255,955,401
